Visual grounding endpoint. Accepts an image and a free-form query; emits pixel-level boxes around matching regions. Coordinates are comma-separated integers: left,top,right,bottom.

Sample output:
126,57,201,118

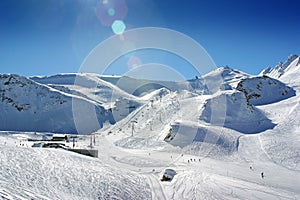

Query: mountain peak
217,65,235,73
202,66,249,93
274,54,298,71
206,66,248,77
260,54,299,78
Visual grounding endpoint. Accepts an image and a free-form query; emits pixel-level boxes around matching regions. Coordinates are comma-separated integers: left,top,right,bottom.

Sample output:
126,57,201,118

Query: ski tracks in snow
146,174,167,200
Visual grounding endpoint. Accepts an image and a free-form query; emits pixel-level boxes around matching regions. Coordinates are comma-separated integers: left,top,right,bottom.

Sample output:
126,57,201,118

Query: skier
261,172,264,179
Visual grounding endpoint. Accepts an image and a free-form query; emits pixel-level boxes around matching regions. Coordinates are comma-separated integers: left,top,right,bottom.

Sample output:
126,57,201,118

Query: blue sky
0,0,299,79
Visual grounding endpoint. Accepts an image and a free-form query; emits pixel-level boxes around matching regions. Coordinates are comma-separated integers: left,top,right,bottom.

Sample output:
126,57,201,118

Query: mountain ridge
1,55,299,136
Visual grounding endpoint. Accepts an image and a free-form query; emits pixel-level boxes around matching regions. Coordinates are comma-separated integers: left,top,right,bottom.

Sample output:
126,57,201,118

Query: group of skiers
187,158,201,163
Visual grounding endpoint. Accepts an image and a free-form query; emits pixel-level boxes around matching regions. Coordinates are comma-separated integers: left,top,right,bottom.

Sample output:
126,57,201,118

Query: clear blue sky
0,0,299,78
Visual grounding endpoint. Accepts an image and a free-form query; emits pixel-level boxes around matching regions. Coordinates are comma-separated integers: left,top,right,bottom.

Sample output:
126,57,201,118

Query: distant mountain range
0,55,299,136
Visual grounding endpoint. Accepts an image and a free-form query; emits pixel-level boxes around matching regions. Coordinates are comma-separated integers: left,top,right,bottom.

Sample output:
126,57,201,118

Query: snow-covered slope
0,135,151,199
236,76,296,105
260,54,299,79
32,73,140,107
278,56,300,88
0,74,115,134
259,95,300,171
166,121,239,156
199,91,275,133
32,73,144,126
101,67,250,97
202,66,250,93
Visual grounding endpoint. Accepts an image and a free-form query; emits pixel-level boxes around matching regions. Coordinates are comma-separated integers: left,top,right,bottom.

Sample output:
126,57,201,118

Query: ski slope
0,133,151,200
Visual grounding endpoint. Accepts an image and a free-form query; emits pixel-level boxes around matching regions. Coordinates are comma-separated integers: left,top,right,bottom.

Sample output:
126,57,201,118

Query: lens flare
111,20,126,35
96,0,128,27
108,8,115,16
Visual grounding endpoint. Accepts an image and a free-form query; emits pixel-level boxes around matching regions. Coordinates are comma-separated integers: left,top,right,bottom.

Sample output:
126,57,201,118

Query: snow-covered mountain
278,56,300,87
0,74,116,134
260,54,299,79
1,55,300,199
100,67,249,96
0,63,294,138
236,76,296,105
31,73,141,107
202,66,250,93
32,73,144,124
199,91,275,133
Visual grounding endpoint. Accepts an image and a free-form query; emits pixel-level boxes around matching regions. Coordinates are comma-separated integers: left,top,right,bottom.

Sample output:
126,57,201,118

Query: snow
0,74,116,134
32,73,141,108
236,76,296,105
279,56,300,87
199,91,275,134
260,54,299,79
0,135,151,199
1,55,300,199
202,66,250,93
